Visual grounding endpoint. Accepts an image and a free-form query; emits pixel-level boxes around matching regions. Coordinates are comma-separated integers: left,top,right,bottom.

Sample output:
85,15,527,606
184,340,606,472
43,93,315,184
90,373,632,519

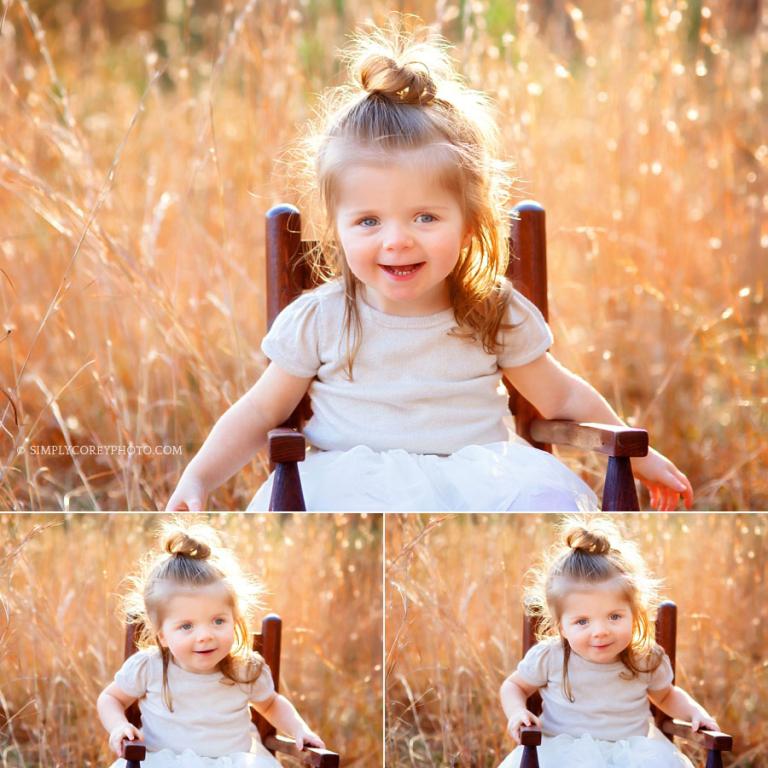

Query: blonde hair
524,516,664,702
285,15,519,377
121,518,266,711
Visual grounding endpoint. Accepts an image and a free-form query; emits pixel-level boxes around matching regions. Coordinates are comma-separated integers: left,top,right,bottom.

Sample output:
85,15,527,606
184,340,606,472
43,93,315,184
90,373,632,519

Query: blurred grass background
0,0,765,510
0,512,382,767
386,513,768,767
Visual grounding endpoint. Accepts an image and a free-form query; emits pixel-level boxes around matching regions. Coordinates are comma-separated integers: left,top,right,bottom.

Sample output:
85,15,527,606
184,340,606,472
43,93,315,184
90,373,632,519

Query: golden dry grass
385,513,768,767
0,1,766,509
0,512,382,767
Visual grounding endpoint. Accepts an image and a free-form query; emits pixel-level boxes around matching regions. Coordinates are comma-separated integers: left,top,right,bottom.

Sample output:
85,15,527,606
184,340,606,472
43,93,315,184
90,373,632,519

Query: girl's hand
108,723,143,756
690,709,719,732
631,448,694,511
166,473,208,512
293,724,326,751
506,708,542,743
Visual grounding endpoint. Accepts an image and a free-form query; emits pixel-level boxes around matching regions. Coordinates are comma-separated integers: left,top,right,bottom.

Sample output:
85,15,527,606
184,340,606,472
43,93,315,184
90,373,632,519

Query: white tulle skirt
248,440,597,511
109,741,279,767
498,727,694,768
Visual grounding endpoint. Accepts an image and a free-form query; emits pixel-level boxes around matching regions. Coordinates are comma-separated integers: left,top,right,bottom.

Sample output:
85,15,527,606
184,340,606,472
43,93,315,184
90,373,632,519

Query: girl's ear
156,631,168,648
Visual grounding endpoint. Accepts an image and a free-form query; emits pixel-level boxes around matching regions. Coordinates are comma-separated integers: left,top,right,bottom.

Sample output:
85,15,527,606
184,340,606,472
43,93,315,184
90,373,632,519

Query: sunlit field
0,1,765,510
0,513,382,767
385,513,768,767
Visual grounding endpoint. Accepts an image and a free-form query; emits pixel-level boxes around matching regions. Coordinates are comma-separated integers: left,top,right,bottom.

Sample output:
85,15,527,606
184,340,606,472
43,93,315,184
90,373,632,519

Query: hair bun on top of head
163,525,217,560
359,53,437,105
565,526,611,555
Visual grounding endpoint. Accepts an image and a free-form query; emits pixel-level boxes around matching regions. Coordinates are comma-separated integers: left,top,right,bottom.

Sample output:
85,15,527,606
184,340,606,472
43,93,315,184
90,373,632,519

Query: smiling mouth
379,262,425,277
195,649,216,655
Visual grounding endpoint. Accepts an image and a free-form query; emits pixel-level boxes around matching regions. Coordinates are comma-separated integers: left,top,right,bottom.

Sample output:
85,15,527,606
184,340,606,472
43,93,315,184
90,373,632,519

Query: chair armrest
660,719,733,751
121,739,146,761
265,734,340,767
519,726,542,746
268,428,306,464
530,420,648,458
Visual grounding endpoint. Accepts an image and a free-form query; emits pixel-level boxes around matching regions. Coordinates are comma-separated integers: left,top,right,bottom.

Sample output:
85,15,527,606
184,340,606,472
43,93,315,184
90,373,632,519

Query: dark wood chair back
123,613,284,748
521,601,678,739
265,201,551,449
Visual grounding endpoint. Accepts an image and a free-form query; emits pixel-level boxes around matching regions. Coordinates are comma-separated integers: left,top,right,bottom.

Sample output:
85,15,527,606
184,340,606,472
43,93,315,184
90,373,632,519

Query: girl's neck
359,282,453,317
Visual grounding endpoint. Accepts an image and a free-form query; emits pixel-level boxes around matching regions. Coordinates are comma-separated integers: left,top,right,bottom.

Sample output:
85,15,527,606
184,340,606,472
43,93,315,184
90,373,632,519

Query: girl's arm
252,693,326,750
500,672,543,743
648,685,719,731
167,363,313,511
502,353,694,511
97,682,144,756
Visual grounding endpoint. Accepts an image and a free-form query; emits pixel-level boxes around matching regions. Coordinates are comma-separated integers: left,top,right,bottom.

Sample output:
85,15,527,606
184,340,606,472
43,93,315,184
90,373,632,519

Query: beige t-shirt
114,649,275,757
261,279,553,455
515,638,674,741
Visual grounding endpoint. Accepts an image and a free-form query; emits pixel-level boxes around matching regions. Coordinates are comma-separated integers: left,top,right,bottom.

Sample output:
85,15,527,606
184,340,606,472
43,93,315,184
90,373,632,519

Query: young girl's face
157,583,236,674
334,156,472,316
558,583,634,664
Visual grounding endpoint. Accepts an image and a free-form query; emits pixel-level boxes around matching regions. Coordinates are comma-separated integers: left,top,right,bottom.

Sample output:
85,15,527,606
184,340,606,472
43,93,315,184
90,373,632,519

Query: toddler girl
97,520,325,767
499,518,718,768
167,19,693,512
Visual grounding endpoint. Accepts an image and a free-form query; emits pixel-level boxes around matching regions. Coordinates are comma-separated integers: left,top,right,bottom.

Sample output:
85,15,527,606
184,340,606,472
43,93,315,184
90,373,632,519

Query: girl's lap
498,730,694,768
249,441,598,511
108,745,280,768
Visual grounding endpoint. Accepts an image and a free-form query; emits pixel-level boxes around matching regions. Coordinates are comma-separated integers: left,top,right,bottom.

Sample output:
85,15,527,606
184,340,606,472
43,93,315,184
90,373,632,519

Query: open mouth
379,262,425,278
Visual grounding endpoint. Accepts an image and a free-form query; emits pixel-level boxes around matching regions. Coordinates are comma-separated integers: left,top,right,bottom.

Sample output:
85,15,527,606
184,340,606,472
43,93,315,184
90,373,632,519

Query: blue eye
181,623,192,631
214,618,226,625
610,613,622,621
358,217,378,227
416,213,436,223
576,618,588,626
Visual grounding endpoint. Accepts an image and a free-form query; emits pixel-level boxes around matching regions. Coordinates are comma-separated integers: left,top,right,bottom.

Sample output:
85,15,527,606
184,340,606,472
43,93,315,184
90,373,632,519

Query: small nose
383,222,413,251
592,622,609,637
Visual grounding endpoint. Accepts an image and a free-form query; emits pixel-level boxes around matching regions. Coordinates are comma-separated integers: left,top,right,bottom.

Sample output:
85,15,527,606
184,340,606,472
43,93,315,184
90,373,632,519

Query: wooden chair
517,601,733,768
264,200,650,512
120,614,340,767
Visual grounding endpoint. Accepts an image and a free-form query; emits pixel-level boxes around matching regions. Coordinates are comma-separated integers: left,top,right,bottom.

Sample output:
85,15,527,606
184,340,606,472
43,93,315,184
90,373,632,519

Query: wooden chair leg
519,745,540,768
601,456,639,511
268,462,306,511
705,750,724,768
122,741,145,767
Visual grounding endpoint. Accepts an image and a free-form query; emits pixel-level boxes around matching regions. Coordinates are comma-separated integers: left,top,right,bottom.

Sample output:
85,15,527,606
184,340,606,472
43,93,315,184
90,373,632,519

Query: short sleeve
647,651,674,692
248,662,276,703
497,286,554,369
515,640,553,688
261,290,323,378
114,650,151,699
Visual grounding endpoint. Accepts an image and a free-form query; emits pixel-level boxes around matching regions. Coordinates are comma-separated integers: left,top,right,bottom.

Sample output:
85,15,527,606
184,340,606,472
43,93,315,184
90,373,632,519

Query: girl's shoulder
635,643,674,686
262,279,345,376
499,278,548,326
114,648,161,696
228,651,276,703
516,637,561,685
120,647,161,670
270,278,345,327
496,279,554,367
